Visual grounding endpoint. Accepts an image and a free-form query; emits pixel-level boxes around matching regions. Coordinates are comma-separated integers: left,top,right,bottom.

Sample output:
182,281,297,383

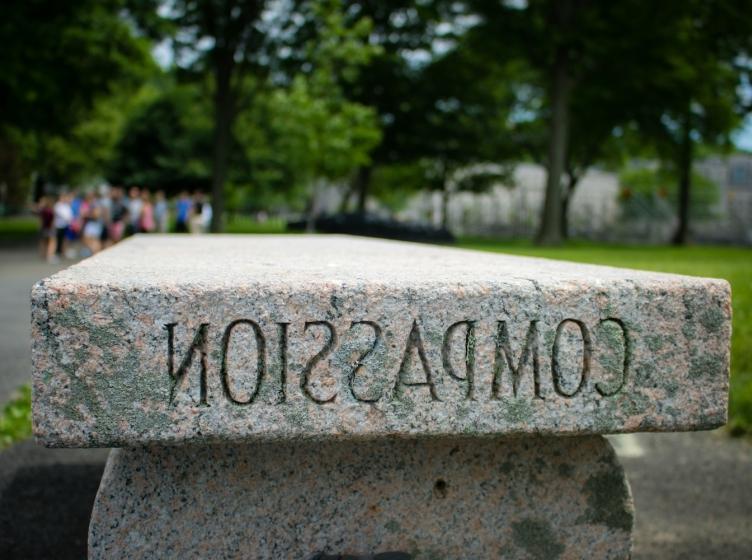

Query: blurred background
0,1,751,556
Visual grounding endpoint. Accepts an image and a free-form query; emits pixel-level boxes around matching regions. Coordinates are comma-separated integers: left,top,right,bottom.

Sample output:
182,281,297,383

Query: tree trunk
441,184,451,230
355,165,372,216
536,1,573,246
306,178,325,233
560,171,580,239
560,189,571,240
210,54,234,233
338,184,354,213
671,110,693,245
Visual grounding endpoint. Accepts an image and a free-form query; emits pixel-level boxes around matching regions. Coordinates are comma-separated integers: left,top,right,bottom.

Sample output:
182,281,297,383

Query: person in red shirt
36,196,55,262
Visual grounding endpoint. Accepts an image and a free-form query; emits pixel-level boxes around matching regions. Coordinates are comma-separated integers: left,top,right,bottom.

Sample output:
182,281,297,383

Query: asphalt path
0,245,750,559
0,246,73,404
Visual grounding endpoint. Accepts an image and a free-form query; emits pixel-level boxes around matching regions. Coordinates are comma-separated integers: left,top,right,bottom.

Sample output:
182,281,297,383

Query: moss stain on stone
582,471,633,531
689,353,724,379
543,328,556,350
558,463,574,478
500,397,534,424
645,335,664,353
393,396,416,420
511,517,565,559
682,322,696,341
385,519,400,533
632,362,657,388
699,306,724,333
87,320,127,350
664,380,680,398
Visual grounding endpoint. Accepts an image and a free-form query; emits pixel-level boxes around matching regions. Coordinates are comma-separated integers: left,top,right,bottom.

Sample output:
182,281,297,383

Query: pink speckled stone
32,235,730,447
88,436,633,559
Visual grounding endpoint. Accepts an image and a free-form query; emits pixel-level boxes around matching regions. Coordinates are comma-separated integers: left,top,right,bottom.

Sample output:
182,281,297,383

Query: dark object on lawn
306,553,412,560
288,213,455,244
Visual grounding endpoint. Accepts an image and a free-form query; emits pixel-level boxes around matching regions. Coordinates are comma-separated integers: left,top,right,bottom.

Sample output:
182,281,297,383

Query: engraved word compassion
165,317,629,406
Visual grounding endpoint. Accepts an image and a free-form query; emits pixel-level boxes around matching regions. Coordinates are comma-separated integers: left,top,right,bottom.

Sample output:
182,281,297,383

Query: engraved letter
165,322,210,406
220,319,266,405
551,319,592,398
348,321,383,403
492,320,542,399
442,320,476,400
393,320,441,401
595,318,629,396
301,321,338,404
276,322,290,403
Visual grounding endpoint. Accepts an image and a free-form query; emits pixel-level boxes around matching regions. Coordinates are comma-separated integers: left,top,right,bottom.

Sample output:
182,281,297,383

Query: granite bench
31,235,731,559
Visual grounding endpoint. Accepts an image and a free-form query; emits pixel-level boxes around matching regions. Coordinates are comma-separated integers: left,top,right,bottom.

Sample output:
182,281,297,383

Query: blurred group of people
36,187,212,262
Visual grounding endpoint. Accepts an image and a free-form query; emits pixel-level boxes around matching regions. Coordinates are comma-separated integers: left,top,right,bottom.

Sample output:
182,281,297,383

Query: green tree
405,31,520,228
133,0,383,231
107,82,213,192
627,0,752,244
259,0,382,228
618,166,720,223
469,0,631,245
469,0,752,245
0,0,152,210
339,1,450,214
132,0,272,231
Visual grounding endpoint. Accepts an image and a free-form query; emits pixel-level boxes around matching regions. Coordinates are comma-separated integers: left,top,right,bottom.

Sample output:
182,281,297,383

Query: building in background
696,153,752,244
398,156,752,244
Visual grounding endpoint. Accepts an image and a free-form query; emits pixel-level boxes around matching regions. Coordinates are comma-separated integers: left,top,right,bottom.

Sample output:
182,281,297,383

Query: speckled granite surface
32,235,730,447
88,436,633,559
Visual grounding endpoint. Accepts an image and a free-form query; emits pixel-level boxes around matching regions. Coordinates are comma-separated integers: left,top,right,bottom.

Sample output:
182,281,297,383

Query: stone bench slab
31,235,730,447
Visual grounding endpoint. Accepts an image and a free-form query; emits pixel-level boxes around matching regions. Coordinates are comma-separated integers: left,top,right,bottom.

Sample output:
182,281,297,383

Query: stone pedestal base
89,436,633,559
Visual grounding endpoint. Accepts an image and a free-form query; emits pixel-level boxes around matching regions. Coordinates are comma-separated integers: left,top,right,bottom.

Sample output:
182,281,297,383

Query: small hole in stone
433,479,448,499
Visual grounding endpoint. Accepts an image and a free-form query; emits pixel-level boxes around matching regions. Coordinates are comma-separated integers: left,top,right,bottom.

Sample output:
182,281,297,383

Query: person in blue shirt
175,191,192,233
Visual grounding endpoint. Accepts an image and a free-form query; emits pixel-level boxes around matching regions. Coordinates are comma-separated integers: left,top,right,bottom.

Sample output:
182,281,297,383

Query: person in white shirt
154,190,169,233
53,192,73,259
127,186,143,235
201,201,212,232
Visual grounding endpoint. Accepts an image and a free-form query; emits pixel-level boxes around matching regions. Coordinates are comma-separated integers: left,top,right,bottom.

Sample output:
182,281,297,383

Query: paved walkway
0,246,750,558
0,246,73,404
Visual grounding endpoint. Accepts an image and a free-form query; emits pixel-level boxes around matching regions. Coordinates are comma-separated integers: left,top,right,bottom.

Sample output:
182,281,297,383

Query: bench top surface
32,235,730,447
40,234,721,288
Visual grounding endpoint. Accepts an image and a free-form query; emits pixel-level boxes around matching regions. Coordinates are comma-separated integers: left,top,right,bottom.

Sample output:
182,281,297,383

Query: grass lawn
458,238,752,435
225,216,288,234
0,215,37,242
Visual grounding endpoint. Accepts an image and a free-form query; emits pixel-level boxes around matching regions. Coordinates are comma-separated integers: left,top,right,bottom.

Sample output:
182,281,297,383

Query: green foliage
459,239,752,436
233,0,382,211
266,77,381,187
108,82,213,192
409,42,521,185
618,166,720,220
370,163,429,212
468,0,752,242
0,0,153,135
42,85,161,188
0,0,155,209
0,385,32,450
0,129,37,214
340,1,446,166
